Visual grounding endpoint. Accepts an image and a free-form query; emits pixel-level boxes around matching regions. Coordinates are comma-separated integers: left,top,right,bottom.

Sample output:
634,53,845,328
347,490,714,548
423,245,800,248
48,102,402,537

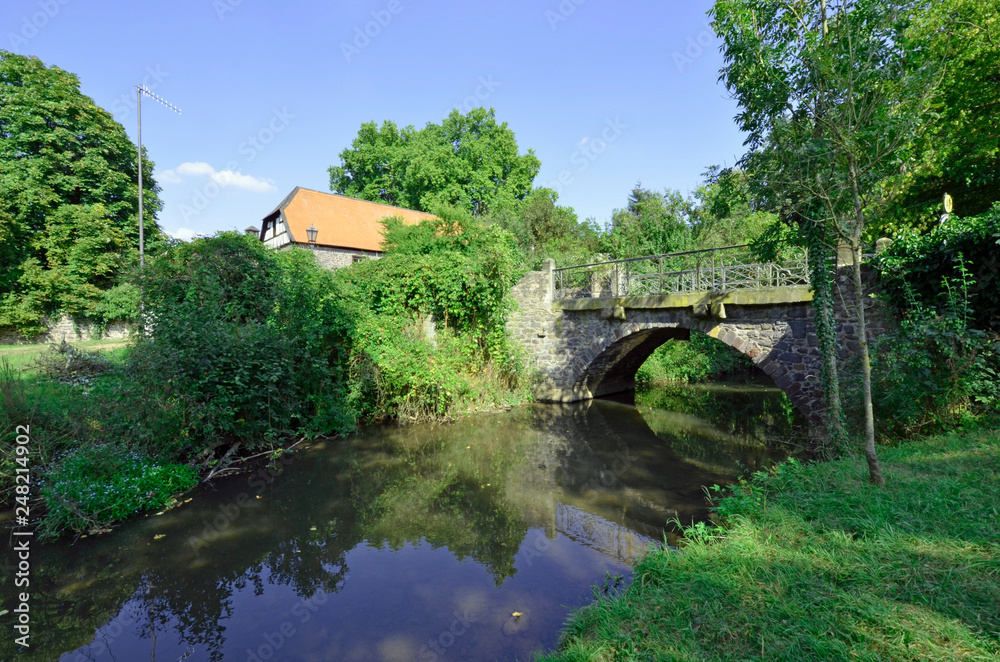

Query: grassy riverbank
540,428,1000,661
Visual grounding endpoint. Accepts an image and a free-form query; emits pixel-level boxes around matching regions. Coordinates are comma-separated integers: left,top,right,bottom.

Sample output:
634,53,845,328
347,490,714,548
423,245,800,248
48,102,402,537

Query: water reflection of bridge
555,502,658,565
510,396,787,557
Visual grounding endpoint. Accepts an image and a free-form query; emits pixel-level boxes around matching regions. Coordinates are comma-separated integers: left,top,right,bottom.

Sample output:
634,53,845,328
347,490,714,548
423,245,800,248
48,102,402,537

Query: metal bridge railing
553,243,810,301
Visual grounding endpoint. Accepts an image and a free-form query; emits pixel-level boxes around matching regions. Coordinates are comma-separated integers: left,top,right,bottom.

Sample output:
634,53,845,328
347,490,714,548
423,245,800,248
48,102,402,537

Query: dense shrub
336,210,528,419
335,209,525,364
128,233,356,457
846,262,1000,438
347,314,527,422
342,214,531,418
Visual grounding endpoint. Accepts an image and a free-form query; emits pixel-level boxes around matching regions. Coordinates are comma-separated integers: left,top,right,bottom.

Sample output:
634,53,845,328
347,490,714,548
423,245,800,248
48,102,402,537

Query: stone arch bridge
506,245,889,430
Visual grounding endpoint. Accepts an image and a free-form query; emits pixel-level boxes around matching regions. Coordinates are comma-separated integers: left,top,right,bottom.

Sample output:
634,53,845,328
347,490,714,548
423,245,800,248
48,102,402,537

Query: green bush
128,233,356,458
348,315,525,422
92,281,140,326
875,203,1000,332
38,443,197,539
335,209,524,364
336,211,528,420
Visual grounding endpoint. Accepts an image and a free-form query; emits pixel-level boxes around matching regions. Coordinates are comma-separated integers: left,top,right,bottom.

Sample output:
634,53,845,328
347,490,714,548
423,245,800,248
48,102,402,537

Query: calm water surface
6,381,801,662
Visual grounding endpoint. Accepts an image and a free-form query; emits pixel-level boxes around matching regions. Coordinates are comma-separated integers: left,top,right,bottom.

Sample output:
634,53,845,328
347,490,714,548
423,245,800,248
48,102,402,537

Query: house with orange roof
257,187,437,268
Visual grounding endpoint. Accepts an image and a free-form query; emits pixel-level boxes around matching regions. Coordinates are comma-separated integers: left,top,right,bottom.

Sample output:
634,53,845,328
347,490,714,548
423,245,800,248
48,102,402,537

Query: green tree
329,107,540,217
690,167,778,248
0,52,164,335
712,0,941,484
883,0,1000,229
488,187,602,269
604,184,693,259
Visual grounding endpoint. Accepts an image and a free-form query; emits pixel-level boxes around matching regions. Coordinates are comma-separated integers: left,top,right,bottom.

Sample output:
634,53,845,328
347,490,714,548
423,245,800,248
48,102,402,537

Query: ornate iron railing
553,243,810,301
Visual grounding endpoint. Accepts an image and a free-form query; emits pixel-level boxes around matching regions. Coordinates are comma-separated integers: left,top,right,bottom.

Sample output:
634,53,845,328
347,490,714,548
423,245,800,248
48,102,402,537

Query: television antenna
137,85,181,267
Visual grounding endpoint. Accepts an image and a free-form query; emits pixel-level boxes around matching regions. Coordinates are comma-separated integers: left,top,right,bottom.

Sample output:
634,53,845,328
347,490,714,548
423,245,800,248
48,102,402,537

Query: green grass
0,337,130,375
539,429,1000,661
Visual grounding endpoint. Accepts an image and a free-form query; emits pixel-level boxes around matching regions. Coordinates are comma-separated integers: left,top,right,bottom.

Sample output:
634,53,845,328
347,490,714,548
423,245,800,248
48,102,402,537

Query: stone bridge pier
506,259,890,432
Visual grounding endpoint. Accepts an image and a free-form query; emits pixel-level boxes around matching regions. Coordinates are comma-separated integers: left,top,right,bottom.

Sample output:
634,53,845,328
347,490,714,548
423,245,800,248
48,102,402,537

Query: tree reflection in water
7,382,800,661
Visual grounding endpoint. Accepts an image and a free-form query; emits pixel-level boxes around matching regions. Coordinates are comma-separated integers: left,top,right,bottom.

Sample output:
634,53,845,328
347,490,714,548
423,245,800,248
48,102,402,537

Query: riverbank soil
540,428,1000,661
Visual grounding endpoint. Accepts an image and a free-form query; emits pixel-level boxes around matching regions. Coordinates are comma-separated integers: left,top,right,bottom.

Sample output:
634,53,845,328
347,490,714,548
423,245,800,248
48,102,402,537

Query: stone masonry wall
286,244,381,269
0,315,132,345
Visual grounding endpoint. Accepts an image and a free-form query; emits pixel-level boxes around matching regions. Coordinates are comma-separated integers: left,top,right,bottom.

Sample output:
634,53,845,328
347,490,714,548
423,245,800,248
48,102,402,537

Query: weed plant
845,257,1000,439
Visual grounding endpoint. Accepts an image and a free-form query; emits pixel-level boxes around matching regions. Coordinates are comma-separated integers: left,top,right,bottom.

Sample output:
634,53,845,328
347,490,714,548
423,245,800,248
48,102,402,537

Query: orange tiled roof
263,187,437,252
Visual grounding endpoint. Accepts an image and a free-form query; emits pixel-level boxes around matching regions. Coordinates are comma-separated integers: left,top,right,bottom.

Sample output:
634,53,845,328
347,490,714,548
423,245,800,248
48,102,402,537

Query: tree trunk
850,243,883,486
806,227,846,450
847,157,884,487
817,244,845,440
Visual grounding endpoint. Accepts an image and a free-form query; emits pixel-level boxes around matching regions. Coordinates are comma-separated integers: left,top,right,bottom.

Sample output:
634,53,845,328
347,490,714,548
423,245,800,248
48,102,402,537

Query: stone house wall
284,244,381,269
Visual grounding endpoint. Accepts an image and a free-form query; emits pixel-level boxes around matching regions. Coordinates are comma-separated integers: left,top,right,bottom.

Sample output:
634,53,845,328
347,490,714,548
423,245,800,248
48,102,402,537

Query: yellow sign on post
944,193,954,214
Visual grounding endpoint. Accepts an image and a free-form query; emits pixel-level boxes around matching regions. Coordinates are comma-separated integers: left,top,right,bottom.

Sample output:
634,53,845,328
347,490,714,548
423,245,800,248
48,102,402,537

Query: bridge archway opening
582,327,693,398
577,323,807,421
633,327,756,385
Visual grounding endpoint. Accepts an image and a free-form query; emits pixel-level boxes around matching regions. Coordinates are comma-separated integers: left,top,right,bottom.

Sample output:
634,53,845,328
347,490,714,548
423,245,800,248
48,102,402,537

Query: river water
5,381,801,662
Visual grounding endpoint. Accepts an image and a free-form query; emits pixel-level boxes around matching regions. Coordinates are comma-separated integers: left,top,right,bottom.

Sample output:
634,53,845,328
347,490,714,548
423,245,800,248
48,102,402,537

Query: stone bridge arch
506,260,890,431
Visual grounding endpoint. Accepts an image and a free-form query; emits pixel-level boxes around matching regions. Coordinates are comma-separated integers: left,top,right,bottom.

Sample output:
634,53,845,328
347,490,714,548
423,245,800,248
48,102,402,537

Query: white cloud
165,227,202,242
176,161,217,177
209,169,275,193
159,169,182,183
168,161,276,193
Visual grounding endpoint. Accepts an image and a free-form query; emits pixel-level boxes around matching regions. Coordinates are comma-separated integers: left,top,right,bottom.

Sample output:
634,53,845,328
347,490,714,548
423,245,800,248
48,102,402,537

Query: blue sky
3,0,747,240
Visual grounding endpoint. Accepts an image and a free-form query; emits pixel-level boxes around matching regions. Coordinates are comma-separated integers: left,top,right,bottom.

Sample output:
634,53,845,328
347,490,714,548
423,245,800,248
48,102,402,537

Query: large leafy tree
0,52,163,335
328,107,540,217
882,0,1000,229
487,187,601,269
712,0,943,484
689,166,778,248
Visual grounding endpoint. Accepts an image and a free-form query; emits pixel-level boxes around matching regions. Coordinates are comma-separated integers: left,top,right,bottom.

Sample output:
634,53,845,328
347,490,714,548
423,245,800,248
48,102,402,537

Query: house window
352,255,367,263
